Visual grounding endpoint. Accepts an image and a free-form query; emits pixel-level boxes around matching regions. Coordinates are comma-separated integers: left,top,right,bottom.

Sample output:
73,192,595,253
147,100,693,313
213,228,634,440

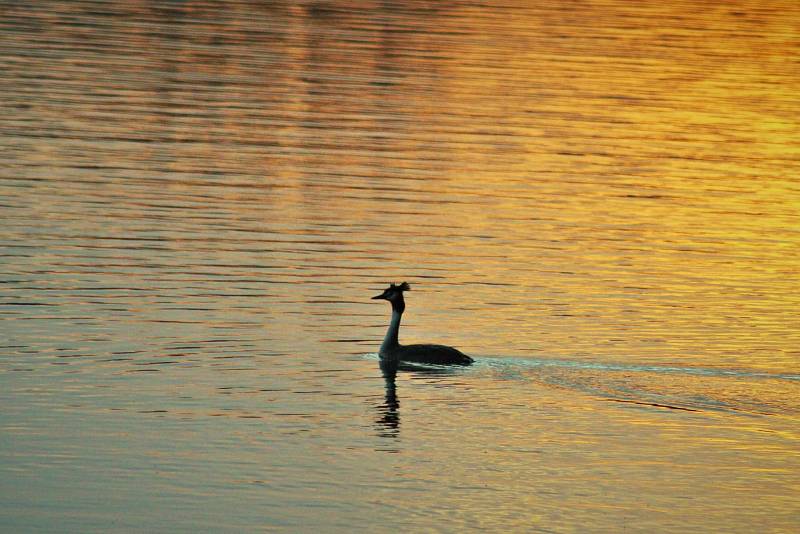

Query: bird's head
371,282,410,309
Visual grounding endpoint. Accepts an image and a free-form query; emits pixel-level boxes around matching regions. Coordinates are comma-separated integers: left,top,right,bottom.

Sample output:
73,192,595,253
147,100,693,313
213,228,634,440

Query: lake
1,0,799,532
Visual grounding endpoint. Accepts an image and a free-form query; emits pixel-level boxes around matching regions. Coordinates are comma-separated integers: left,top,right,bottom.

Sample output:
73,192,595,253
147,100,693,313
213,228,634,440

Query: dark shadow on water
396,361,464,376
375,359,400,440
373,359,466,443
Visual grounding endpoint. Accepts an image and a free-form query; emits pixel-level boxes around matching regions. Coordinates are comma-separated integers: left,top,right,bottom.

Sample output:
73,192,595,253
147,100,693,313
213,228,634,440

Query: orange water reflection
2,0,799,531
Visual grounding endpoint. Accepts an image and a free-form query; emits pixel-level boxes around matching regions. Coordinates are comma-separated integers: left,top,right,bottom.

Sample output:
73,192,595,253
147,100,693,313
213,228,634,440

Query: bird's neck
380,298,404,356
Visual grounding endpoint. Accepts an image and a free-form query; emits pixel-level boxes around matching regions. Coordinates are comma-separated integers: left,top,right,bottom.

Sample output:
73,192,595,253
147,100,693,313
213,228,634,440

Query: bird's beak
371,293,387,300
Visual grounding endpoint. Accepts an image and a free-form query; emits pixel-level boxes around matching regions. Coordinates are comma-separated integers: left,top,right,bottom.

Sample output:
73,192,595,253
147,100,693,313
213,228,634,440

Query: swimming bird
371,282,473,366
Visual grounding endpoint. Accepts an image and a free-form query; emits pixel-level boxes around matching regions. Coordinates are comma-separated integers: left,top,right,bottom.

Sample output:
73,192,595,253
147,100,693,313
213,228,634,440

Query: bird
371,282,473,366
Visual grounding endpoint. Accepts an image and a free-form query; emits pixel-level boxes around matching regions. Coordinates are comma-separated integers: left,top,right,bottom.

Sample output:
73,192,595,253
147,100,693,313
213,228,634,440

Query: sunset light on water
1,1,799,531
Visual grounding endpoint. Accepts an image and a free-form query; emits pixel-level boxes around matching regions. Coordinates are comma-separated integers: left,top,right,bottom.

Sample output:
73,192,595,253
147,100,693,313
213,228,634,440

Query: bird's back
393,343,473,366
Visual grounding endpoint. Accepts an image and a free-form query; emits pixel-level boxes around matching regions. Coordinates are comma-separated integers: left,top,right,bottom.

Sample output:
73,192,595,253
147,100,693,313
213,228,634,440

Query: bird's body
372,282,473,366
383,343,473,366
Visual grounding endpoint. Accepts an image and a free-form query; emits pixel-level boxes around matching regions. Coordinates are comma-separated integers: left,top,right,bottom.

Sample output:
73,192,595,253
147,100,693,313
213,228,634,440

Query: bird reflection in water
375,359,400,439
373,359,464,442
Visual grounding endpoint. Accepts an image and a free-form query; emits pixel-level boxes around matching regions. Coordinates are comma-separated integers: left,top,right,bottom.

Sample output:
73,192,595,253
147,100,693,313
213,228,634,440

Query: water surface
2,1,799,532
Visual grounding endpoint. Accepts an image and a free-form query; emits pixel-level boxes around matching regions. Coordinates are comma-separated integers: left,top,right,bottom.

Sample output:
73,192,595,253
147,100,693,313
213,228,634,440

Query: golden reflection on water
2,0,800,532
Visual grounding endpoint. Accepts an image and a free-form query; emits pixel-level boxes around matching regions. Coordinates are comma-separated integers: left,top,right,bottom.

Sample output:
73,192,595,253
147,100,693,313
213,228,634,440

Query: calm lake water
2,0,799,532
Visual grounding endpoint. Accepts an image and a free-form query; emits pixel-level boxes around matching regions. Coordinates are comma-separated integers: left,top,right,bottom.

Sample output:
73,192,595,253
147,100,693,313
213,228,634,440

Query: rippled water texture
2,1,799,532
